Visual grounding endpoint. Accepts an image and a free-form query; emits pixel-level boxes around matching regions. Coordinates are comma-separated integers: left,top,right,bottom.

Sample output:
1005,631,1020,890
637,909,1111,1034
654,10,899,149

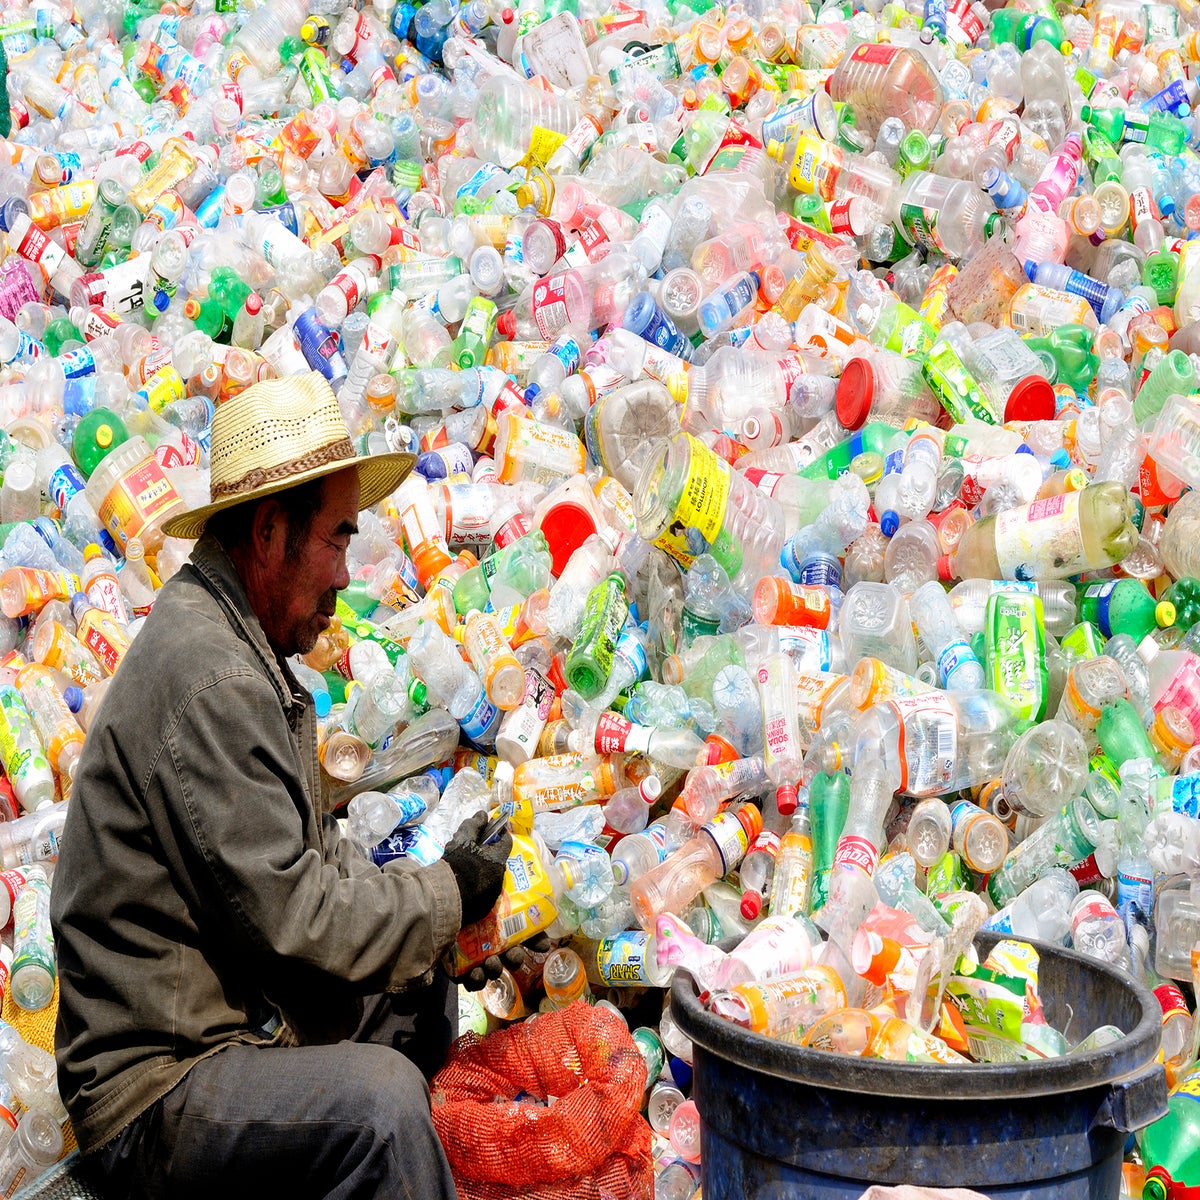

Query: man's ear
250,496,286,558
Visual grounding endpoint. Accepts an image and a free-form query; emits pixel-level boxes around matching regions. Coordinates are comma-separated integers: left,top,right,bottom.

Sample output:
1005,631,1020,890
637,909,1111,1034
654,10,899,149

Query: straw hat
161,371,414,540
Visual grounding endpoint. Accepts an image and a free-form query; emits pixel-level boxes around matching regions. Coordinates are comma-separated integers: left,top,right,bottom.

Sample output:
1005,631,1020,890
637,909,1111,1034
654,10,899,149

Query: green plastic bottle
208,265,254,323
564,573,628,699
72,408,129,478
1077,579,1175,641
1096,699,1163,776
808,770,850,914
988,8,1066,49
1140,1073,1200,1199
1133,349,1196,423
1023,324,1097,393
1165,577,1200,631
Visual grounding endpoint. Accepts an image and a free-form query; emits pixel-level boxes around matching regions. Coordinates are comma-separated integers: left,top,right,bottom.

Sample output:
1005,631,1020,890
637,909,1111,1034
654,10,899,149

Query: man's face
260,468,359,657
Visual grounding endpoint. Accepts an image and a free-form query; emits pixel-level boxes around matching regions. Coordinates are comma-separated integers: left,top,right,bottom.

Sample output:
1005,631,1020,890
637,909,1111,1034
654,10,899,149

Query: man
52,372,512,1198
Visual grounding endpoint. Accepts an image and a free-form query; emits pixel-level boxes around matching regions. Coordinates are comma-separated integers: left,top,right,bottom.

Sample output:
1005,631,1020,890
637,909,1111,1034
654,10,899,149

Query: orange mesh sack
431,1001,654,1200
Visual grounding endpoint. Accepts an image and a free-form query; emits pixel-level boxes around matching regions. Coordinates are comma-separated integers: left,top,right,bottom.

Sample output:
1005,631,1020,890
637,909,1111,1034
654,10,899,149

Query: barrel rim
670,930,1163,1100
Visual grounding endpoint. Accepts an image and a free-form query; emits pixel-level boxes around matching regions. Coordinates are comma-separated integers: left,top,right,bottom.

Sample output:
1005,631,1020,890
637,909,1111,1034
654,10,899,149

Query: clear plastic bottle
0,1108,62,1195
629,804,763,930
855,690,1024,798
909,580,983,691
10,866,54,1010
406,620,500,749
827,43,944,135
949,483,1138,581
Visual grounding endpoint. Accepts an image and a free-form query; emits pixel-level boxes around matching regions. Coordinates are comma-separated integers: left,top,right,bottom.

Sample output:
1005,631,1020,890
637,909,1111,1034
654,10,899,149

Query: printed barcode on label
499,912,526,941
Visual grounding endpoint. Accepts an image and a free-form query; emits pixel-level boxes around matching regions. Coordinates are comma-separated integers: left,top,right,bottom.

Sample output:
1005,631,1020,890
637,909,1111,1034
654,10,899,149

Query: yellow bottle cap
1157,600,1177,628
96,424,112,449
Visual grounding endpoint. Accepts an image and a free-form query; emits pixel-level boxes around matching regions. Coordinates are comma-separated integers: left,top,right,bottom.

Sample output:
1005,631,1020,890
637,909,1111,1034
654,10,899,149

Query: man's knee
343,1042,432,1128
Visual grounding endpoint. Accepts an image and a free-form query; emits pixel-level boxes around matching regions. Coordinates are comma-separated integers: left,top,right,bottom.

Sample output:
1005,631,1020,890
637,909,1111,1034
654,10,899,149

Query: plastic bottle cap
880,509,899,538
835,357,874,431
96,424,113,449
408,678,428,708
740,890,763,920
539,500,598,577
246,293,263,315
1004,375,1056,423
1157,601,1176,628
496,310,516,338
776,783,798,816
704,733,738,765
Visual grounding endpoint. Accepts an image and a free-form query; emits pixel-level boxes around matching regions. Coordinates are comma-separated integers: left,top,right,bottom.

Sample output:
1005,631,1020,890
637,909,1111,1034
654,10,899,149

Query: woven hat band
210,437,357,501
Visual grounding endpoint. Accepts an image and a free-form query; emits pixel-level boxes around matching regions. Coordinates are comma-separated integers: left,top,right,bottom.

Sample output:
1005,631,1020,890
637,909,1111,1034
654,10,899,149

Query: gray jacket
51,535,462,1154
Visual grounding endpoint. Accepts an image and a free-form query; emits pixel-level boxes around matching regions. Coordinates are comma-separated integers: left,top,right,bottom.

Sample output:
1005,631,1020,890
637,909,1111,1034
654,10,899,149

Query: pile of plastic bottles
10,0,1200,1189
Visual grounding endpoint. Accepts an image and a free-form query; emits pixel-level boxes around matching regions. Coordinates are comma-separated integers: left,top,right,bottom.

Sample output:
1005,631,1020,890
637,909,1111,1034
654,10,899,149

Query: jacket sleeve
159,669,462,993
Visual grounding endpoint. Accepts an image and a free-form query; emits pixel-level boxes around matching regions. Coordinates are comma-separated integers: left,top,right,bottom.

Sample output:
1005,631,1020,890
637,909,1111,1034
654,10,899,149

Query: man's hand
442,811,512,927
457,933,554,992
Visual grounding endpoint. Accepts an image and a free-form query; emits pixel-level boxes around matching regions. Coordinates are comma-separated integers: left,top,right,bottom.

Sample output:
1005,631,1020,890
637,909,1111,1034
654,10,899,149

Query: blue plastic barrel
670,931,1167,1199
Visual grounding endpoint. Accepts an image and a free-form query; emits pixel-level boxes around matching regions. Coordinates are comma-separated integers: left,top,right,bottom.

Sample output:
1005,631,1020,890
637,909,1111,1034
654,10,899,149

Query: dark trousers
89,976,459,1200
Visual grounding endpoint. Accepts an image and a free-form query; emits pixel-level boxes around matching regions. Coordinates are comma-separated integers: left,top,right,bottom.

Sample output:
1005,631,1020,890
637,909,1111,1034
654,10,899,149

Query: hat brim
160,451,415,541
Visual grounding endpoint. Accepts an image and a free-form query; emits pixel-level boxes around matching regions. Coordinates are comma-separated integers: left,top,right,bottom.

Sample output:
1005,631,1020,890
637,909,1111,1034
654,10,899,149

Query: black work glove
442,811,512,927
458,933,554,992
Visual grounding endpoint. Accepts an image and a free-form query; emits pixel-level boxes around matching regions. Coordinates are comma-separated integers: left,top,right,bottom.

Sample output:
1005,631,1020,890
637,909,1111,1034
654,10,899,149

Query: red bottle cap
776,783,798,816
1004,375,1056,423
538,501,597,577
496,310,516,338
704,734,739,765
740,889,763,920
836,356,875,431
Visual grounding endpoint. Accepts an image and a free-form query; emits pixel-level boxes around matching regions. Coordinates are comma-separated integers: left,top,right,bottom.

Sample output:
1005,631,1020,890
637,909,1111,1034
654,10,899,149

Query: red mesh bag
431,1001,654,1200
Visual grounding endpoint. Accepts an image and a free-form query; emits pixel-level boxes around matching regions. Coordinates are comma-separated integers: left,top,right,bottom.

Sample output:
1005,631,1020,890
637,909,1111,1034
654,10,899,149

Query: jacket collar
187,534,309,716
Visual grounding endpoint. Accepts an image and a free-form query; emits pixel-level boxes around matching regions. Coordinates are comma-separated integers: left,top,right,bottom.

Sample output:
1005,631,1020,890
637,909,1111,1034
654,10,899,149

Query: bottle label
450,834,556,973
531,273,572,338
1083,581,1118,636
11,876,53,983
795,672,848,740
748,830,781,858
702,810,750,873
86,571,127,622
994,492,1084,580
833,832,878,876
458,688,499,745
595,709,634,755
596,930,651,986
899,201,947,255
1116,867,1154,926
652,435,730,567
97,456,183,549
47,462,86,510
889,693,957,795
788,134,842,201
769,831,812,917
936,640,976,689
442,484,493,549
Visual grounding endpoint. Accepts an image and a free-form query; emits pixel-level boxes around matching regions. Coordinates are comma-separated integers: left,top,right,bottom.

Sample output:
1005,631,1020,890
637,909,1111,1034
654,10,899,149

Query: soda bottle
71,406,129,477
1141,1070,1200,1199
1077,579,1175,641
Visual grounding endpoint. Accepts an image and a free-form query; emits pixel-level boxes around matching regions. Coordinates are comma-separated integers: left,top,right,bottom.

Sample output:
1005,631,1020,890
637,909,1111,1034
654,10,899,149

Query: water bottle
10,866,54,1011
